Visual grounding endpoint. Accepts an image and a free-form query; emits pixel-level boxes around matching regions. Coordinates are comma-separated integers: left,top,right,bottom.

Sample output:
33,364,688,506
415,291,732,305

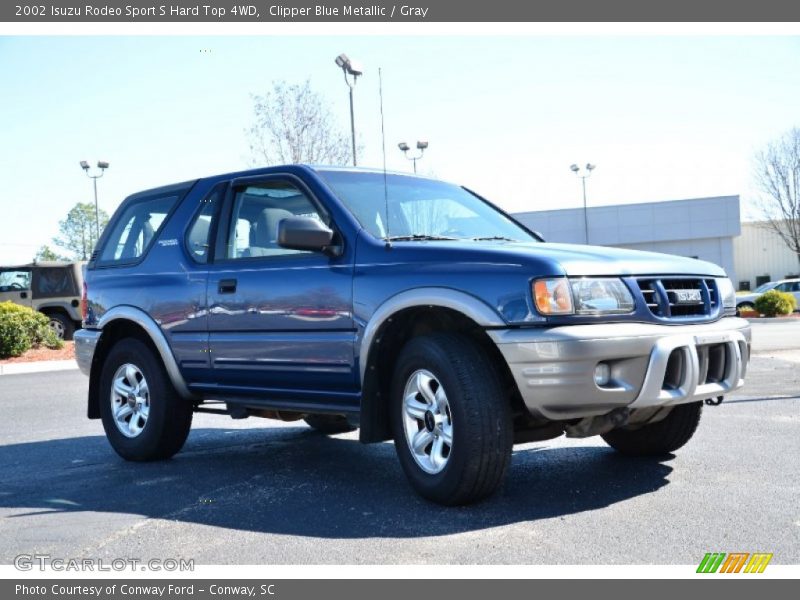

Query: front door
204,175,357,408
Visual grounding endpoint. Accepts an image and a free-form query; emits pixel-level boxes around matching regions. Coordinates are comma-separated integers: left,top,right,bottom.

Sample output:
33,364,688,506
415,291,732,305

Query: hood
458,241,727,278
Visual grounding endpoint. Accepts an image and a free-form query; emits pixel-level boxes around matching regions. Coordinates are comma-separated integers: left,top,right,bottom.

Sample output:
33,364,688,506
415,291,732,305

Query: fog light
594,363,611,386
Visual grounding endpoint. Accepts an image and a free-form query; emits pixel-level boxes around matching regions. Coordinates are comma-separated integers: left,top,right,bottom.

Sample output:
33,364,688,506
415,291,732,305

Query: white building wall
514,196,740,284
734,222,800,289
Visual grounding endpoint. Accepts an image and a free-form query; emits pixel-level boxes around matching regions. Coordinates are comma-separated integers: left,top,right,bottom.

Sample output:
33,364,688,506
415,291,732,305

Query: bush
0,302,63,358
754,290,797,317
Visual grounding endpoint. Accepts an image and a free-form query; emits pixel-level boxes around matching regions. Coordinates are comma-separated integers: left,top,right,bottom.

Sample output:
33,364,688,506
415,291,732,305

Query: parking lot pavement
0,341,798,565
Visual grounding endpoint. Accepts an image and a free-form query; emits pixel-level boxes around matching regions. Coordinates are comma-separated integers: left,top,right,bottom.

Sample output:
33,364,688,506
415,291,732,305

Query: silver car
736,278,800,315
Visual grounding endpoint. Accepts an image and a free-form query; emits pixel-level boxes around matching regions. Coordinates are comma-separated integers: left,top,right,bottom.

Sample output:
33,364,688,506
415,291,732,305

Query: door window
186,185,224,264
224,181,325,260
0,269,31,292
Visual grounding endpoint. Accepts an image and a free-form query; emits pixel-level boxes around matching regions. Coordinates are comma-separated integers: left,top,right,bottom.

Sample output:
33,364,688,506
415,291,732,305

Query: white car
736,278,800,315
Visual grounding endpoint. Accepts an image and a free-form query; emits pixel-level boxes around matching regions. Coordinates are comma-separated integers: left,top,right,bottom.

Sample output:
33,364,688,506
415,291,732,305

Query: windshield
754,282,776,293
318,170,537,242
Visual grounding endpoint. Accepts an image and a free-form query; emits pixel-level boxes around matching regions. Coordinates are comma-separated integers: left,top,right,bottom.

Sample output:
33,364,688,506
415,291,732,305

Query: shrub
754,290,797,317
0,301,63,358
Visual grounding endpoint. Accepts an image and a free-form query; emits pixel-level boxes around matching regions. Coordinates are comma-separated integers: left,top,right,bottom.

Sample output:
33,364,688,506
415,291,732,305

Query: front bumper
74,328,101,376
489,318,750,420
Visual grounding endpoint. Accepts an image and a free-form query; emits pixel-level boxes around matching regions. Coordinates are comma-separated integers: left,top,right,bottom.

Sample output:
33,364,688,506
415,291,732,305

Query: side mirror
278,217,335,253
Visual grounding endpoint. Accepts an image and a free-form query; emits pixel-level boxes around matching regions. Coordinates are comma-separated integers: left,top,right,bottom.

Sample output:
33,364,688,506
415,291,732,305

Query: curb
0,360,79,376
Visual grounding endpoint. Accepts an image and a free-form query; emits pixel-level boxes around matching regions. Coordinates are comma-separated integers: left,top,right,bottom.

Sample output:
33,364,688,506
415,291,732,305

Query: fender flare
97,305,194,399
358,287,506,384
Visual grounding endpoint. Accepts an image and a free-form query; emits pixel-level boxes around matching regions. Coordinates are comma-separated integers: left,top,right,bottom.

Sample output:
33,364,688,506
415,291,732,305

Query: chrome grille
637,278,718,319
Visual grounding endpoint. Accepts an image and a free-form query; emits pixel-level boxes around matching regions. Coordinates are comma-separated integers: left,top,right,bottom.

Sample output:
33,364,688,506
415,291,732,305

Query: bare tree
247,80,353,166
754,127,800,265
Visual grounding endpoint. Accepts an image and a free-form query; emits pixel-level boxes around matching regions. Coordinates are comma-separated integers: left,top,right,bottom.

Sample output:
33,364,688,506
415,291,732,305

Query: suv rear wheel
602,401,702,456
46,312,74,341
99,338,193,461
390,333,512,505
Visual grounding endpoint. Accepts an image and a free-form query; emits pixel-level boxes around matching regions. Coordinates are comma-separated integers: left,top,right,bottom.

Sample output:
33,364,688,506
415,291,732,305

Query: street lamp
398,140,428,173
80,160,110,243
334,53,363,166
570,162,595,244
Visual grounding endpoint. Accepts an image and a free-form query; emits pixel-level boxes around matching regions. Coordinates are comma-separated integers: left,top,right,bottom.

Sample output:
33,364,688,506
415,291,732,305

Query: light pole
398,141,428,173
80,160,109,243
570,162,595,244
334,53,363,166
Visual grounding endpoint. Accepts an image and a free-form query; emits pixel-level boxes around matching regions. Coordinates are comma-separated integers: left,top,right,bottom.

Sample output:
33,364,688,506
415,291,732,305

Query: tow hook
705,396,724,406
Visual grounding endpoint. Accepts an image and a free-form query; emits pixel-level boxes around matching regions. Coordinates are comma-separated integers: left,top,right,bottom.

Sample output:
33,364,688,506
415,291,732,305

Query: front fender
358,287,506,384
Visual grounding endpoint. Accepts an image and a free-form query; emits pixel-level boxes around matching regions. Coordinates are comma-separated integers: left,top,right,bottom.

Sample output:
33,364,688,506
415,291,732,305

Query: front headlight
716,277,737,315
570,278,636,315
532,277,635,316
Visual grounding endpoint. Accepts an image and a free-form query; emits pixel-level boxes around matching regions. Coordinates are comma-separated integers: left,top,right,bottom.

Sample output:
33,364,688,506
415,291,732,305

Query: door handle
218,279,237,294
20,292,27,299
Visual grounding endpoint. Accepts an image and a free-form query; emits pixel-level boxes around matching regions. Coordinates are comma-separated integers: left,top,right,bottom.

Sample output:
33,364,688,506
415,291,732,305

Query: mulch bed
0,341,75,364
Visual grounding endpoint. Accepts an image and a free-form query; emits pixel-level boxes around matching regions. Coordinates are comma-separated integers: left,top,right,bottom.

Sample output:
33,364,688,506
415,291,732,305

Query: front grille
637,277,718,320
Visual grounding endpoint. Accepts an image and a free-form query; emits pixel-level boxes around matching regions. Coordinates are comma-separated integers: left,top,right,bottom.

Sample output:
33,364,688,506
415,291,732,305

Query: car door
791,281,800,308
204,174,357,406
0,268,33,308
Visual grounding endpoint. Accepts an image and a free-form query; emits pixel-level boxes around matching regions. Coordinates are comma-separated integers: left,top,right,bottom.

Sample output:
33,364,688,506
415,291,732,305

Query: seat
242,208,293,257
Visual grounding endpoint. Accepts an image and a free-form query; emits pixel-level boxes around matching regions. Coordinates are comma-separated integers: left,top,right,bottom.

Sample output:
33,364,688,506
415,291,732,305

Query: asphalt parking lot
0,321,798,565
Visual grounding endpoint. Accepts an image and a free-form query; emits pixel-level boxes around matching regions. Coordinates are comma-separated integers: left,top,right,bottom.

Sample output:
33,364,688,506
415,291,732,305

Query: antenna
379,67,391,249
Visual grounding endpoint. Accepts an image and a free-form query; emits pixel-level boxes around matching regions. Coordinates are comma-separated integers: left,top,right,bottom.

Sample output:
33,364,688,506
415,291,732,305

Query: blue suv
75,165,750,505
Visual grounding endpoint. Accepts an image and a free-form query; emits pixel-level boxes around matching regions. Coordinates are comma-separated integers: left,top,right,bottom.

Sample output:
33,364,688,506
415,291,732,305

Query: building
734,222,799,290
513,196,741,285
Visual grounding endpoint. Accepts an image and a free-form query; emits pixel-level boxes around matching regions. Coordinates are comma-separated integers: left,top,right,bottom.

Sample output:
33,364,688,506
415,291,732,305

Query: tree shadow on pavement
0,426,673,539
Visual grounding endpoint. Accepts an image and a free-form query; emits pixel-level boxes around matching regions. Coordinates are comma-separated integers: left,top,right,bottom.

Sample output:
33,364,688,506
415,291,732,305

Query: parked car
736,279,800,315
0,261,84,340
75,166,750,505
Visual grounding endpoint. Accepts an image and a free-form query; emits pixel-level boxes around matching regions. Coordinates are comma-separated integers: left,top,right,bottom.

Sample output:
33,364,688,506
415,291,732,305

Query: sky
1,35,799,264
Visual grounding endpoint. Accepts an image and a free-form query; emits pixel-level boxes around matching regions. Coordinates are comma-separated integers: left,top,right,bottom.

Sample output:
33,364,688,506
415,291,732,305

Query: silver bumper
73,328,101,376
489,318,751,420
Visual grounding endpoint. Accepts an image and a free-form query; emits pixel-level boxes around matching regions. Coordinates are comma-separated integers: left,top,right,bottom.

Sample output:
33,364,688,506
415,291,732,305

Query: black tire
46,312,75,341
602,401,703,456
736,302,755,316
99,337,193,461
303,414,356,434
390,333,513,506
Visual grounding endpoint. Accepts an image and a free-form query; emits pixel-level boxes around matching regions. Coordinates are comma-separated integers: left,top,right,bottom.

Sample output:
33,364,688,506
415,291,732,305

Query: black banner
4,0,800,22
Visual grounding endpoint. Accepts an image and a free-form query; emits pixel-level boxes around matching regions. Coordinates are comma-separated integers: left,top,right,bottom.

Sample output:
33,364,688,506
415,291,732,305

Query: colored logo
697,552,773,573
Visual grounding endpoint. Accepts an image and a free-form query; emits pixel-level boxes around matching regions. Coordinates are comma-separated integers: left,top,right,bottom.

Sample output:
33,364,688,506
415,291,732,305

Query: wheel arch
358,290,519,443
87,306,194,420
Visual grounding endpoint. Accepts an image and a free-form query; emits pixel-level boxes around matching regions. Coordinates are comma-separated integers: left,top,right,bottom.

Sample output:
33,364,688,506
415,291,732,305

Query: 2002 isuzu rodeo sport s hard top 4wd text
74,165,750,505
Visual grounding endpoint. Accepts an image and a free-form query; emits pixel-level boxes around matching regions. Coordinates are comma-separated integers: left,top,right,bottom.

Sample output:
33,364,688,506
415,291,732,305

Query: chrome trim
96,305,195,399
358,287,506,384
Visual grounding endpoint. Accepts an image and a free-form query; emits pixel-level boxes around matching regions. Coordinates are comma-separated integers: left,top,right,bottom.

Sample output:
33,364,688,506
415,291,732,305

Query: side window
224,181,325,260
99,195,178,264
776,282,792,292
32,267,77,298
186,185,223,264
0,269,31,292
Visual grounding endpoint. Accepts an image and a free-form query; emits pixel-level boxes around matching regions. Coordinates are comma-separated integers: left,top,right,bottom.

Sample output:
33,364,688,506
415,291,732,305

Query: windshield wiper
472,236,517,241
386,234,460,241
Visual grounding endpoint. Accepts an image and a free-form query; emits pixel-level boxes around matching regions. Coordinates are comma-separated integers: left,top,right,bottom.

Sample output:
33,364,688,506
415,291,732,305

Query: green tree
33,245,67,262
53,202,110,260
247,80,354,166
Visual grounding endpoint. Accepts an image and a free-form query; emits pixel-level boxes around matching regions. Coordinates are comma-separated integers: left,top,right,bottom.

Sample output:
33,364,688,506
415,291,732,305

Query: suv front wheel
390,333,513,506
99,338,193,461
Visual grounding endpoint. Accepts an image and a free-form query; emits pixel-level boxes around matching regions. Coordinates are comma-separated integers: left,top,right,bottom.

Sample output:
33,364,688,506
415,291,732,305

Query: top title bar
4,0,800,22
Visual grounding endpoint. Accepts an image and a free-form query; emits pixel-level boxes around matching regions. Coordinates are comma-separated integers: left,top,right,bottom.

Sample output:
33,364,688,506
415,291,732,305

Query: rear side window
99,195,178,265
32,267,77,298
